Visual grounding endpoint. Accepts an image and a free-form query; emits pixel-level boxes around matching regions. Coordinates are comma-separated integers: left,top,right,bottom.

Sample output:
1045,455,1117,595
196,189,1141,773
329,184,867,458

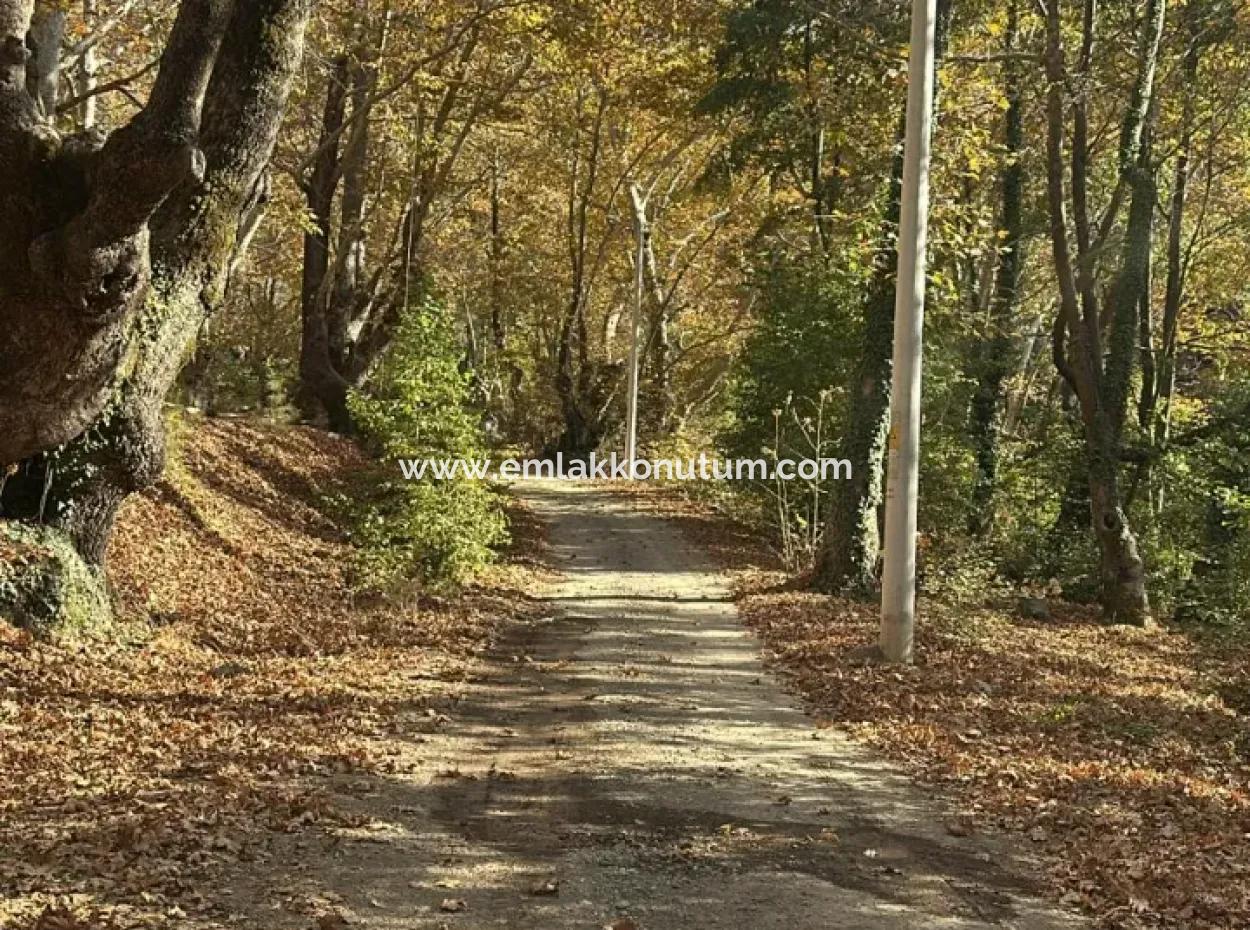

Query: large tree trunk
0,0,311,579
0,0,228,469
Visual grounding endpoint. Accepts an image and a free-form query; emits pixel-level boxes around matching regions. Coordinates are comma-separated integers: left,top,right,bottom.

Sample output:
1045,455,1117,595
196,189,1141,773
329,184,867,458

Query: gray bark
1042,0,1163,625
25,4,61,116
0,0,232,469
77,0,97,128
0,0,312,567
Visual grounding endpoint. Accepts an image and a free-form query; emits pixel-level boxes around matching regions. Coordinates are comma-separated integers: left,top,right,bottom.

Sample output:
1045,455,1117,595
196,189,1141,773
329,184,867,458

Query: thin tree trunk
329,61,372,368
554,86,609,456
297,55,351,430
968,0,1024,535
77,0,97,128
328,14,383,382
489,149,506,353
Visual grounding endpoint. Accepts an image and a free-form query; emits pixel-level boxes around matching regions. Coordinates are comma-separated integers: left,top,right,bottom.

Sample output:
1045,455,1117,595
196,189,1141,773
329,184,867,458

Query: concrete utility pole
879,0,938,663
625,183,647,471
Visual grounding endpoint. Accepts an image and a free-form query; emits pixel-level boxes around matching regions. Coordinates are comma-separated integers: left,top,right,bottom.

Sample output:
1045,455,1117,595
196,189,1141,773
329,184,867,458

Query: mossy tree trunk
0,0,312,575
968,0,1024,535
812,158,899,592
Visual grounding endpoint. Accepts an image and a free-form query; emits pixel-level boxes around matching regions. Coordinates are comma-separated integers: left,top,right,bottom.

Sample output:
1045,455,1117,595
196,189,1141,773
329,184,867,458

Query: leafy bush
347,297,507,592
723,259,859,462
715,260,861,569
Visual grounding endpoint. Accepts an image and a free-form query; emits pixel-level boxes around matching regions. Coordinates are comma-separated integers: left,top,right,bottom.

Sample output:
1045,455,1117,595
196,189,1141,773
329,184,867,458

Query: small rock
439,898,467,913
845,643,886,666
528,878,560,897
1018,597,1052,621
211,661,248,679
946,819,973,838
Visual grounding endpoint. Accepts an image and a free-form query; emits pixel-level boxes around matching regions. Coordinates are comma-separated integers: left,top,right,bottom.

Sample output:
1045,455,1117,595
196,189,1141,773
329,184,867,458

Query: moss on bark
0,521,112,637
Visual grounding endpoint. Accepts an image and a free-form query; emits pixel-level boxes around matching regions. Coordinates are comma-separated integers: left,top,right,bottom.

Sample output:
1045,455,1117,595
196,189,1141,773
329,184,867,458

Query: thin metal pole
625,184,645,471
880,0,937,664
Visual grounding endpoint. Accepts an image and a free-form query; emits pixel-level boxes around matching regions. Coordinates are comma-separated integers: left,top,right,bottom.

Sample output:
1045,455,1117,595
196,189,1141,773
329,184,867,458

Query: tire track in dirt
230,481,1085,929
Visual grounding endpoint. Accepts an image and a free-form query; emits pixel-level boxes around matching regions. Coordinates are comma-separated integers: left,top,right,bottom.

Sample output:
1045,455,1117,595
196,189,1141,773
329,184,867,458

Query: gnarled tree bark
0,0,312,571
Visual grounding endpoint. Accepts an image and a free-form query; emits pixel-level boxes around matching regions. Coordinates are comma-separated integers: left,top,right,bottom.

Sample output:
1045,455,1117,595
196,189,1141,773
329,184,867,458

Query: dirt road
235,482,1084,929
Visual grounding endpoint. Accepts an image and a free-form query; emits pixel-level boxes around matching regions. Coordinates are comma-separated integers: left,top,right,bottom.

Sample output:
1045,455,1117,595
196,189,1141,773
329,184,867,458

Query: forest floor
623,487,1250,930
0,418,550,930
0,421,1242,930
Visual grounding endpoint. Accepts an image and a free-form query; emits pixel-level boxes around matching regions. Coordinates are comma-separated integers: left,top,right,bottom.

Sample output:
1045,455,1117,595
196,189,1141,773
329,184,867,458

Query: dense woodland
3,0,1250,627
2,1,1250,926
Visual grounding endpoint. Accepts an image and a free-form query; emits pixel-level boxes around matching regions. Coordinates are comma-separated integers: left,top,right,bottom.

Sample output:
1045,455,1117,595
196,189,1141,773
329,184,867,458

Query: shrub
347,297,507,592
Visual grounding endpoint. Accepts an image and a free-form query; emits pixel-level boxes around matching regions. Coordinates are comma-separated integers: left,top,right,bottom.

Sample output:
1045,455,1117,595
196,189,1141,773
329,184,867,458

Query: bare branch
61,0,138,66
56,57,157,115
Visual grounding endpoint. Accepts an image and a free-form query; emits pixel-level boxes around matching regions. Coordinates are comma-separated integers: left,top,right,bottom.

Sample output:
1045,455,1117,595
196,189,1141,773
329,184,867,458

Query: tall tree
1041,0,1167,624
294,2,532,429
0,0,313,566
967,0,1025,533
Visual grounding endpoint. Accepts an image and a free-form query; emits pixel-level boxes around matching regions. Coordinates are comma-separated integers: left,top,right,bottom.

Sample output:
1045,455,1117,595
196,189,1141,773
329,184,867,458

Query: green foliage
724,259,859,461
346,298,507,592
715,260,863,569
1163,429,1250,628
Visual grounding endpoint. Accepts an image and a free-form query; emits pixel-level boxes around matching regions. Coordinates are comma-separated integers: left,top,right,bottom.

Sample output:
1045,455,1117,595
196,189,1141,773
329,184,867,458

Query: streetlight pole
879,0,938,664
625,183,647,472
